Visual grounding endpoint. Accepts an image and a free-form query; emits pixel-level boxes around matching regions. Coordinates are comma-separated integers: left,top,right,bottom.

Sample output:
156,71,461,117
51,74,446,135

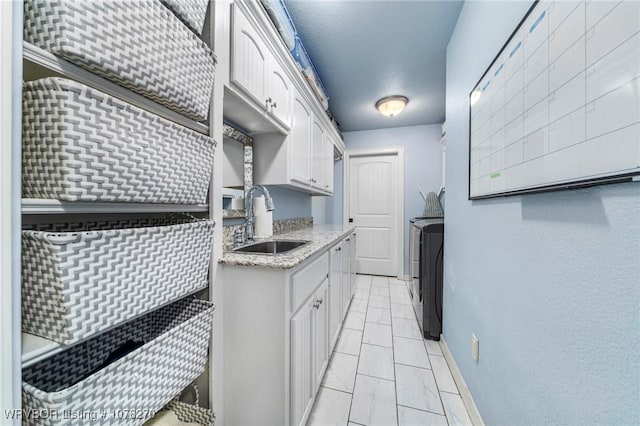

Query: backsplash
222,216,313,250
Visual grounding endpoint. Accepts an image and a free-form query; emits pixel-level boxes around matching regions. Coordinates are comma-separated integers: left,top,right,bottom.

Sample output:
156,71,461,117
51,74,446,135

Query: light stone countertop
219,224,355,269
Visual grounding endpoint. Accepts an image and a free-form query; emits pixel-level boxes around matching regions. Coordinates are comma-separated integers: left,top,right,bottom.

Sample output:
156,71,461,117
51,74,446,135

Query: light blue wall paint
266,185,311,220
445,2,640,424
341,124,443,275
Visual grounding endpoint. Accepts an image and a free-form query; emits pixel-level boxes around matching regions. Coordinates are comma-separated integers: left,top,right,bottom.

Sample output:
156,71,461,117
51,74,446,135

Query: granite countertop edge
219,225,355,269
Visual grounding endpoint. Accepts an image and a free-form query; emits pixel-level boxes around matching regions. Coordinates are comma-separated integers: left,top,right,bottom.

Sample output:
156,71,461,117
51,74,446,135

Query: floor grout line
310,274,471,426
396,403,448,417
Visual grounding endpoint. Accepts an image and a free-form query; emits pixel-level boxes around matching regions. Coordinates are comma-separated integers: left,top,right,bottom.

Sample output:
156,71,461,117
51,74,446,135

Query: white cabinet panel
312,280,329,389
324,135,335,194
329,245,342,351
291,298,313,426
268,58,292,127
311,117,325,189
341,238,352,319
290,94,312,185
231,4,268,105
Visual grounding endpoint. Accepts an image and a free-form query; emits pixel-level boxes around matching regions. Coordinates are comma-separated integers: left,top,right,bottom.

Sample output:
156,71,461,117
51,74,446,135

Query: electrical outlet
471,334,479,363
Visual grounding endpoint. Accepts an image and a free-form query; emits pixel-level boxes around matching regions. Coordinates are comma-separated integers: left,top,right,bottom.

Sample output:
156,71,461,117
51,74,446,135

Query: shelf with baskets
15,0,220,423
23,42,211,136
22,199,210,215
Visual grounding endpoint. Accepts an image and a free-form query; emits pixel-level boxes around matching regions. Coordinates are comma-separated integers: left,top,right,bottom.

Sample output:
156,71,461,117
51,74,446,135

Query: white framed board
469,0,640,199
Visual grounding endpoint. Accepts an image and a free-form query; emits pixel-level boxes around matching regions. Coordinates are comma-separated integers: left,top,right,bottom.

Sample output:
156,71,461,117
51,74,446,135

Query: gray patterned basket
22,217,215,345
22,298,215,426
24,0,216,121
23,78,215,204
161,0,209,35
158,400,215,425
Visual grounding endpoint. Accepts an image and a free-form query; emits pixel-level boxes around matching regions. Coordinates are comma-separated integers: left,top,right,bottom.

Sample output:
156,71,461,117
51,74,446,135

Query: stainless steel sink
231,240,310,255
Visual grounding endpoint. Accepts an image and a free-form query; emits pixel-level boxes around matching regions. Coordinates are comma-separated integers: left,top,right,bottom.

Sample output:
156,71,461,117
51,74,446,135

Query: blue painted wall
266,185,312,220
444,1,640,424
320,124,443,274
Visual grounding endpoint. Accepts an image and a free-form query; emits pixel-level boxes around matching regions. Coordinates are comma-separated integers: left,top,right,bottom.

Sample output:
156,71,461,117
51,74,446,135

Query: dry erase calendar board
468,0,640,199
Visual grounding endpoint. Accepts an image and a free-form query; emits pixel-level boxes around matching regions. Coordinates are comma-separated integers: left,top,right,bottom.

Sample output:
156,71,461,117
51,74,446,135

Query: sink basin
232,240,310,255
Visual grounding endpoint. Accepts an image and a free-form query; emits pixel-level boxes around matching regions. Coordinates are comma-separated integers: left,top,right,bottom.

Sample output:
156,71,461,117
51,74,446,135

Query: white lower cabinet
221,231,354,426
291,278,329,426
290,290,314,426
328,244,342,351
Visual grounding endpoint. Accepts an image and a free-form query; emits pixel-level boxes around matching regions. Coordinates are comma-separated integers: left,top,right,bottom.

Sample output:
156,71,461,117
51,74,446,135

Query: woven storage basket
161,0,209,35
22,298,215,426
24,0,216,121
23,78,215,204
163,401,215,426
22,217,215,345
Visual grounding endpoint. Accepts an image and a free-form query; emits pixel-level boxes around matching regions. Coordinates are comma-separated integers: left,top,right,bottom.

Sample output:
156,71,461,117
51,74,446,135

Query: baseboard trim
397,274,411,281
439,337,485,426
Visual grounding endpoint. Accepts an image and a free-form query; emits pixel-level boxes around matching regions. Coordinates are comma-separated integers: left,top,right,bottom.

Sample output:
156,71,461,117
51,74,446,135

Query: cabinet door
290,93,312,185
291,298,314,426
231,5,268,106
328,245,342,351
312,279,329,388
311,117,325,189
341,239,352,318
268,58,291,128
323,135,335,193
350,233,357,295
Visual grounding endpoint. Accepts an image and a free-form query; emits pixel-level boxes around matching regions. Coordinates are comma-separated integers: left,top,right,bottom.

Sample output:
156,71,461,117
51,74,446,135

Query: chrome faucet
244,185,275,243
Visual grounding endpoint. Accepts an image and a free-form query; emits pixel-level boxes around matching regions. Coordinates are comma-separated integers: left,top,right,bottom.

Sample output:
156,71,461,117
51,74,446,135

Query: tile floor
307,275,474,426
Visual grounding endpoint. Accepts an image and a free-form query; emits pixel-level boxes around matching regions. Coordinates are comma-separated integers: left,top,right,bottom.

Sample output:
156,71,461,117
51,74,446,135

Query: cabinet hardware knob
272,102,277,108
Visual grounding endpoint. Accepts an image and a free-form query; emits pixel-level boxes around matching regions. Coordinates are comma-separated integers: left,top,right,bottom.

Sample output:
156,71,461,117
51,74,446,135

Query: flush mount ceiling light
376,95,409,117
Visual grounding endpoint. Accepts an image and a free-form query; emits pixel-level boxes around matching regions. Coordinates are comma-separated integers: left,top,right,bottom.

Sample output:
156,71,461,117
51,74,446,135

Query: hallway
307,275,473,426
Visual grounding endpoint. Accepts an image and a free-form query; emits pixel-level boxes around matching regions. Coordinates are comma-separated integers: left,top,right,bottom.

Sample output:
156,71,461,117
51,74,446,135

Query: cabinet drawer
292,252,329,312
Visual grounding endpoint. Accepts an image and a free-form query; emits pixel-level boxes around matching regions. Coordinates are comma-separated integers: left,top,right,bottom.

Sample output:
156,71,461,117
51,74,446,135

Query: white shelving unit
22,199,209,215
7,2,223,422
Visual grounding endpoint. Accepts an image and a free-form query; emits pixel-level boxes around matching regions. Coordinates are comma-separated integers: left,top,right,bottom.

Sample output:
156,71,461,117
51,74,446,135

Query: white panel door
348,154,400,276
267,58,291,129
341,238,351,318
311,117,325,189
312,279,329,389
290,299,313,426
290,93,312,186
328,245,342,351
324,135,335,193
231,5,267,105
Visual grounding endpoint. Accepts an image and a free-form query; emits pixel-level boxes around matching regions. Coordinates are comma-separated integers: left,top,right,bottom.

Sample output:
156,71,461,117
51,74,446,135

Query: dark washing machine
409,217,444,340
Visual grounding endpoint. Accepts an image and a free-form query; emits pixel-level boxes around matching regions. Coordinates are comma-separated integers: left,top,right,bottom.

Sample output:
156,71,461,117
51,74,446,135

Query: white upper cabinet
231,4,268,105
311,115,326,190
324,134,335,194
290,92,312,185
268,58,292,127
231,4,292,129
230,1,345,195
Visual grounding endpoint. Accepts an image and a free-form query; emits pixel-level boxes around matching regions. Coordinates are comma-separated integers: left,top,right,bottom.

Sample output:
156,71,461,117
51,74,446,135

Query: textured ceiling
284,0,463,132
